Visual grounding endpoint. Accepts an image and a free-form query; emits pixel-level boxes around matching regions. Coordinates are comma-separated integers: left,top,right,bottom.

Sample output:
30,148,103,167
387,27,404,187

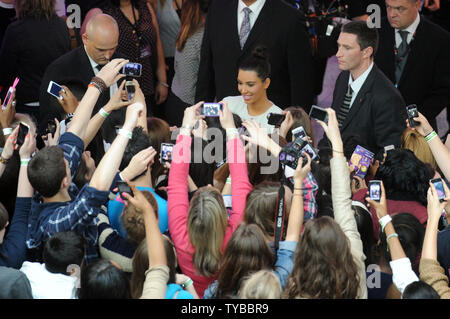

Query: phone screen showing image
431,178,446,202
369,181,381,202
160,143,174,163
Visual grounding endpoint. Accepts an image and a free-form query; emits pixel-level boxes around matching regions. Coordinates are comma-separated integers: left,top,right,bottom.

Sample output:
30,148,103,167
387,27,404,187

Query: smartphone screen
122,63,142,77
369,180,381,202
125,81,135,100
309,105,328,123
47,81,64,100
16,122,30,146
160,143,174,163
292,126,306,139
202,103,222,117
431,178,446,202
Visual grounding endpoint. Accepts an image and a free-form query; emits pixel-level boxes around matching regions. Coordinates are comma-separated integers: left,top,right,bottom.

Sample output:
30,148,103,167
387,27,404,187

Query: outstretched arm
89,102,144,191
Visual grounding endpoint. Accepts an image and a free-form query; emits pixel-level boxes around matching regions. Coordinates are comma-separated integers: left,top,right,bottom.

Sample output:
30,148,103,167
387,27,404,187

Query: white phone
47,81,65,100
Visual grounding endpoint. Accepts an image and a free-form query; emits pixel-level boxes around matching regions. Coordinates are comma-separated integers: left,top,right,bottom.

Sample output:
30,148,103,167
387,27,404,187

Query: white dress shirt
395,13,420,47
237,0,266,34
347,61,374,108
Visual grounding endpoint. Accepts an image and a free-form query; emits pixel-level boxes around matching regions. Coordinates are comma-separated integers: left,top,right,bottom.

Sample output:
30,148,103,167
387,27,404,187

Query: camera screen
48,82,63,99
123,63,142,77
370,183,381,200
301,143,317,161
161,144,174,162
309,106,328,122
203,103,221,117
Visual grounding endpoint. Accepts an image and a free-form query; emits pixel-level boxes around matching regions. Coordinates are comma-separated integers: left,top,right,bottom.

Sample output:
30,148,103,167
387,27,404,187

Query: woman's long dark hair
213,224,274,299
284,217,360,299
16,0,56,20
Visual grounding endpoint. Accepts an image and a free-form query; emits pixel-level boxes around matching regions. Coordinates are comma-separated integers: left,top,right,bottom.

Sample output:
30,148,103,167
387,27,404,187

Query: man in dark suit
375,0,450,130
39,13,123,164
329,20,406,157
195,0,315,111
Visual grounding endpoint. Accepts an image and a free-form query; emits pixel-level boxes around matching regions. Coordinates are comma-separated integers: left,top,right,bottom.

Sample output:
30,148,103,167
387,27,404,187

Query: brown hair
147,117,171,187
187,186,227,277
176,0,207,51
284,106,315,144
283,217,360,299
401,128,438,171
214,224,274,298
122,191,159,245
130,236,177,298
15,0,56,20
239,269,282,299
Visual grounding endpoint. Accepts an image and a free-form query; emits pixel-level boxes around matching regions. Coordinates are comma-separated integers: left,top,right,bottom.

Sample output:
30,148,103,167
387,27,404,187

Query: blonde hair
188,186,228,277
239,270,282,299
401,128,438,170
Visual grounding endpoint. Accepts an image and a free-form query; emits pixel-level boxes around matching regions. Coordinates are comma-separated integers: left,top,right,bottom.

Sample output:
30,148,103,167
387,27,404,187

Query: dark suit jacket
39,46,125,164
195,0,315,110
375,16,450,123
331,64,406,157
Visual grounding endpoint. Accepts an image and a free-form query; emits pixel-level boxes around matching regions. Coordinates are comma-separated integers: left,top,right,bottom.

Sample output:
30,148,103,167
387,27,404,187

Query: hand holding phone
117,180,134,201
47,81,65,100
430,178,446,203
2,78,19,110
125,81,136,100
406,104,419,128
16,122,30,147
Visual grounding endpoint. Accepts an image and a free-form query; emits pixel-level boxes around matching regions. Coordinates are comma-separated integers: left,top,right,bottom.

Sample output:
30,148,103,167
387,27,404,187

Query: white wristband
2,128,12,135
379,215,392,233
99,108,110,119
118,129,132,139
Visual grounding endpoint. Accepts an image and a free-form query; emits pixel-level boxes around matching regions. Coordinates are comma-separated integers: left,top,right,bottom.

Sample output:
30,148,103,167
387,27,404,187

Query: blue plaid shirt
26,132,109,263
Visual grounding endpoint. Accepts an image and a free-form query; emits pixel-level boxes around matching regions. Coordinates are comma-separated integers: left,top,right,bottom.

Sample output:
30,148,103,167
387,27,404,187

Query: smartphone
309,105,328,123
406,104,419,128
47,81,65,100
117,180,133,201
2,77,19,110
16,122,30,146
125,81,135,100
122,62,142,77
369,180,381,202
292,126,306,139
267,113,286,126
201,103,222,117
160,143,174,163
46,120,57,137
430,178,446,202
384,145,395,154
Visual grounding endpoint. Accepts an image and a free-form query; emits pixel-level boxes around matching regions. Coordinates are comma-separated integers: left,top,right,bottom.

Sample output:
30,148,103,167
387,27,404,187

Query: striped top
171,28,204,105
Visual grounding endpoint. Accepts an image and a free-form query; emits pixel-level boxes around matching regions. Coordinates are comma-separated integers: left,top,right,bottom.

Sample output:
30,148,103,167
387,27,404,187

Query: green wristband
425,131,437,142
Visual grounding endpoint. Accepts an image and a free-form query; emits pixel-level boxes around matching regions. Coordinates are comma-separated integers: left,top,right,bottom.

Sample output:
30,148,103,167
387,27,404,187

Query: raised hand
218,101,236,130
365,180,388,219
406,111,434,137
96,58,129,88
57,86,79,114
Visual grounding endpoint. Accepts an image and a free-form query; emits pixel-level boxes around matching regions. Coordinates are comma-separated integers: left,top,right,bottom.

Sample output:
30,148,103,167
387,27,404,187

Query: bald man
39,13,125,164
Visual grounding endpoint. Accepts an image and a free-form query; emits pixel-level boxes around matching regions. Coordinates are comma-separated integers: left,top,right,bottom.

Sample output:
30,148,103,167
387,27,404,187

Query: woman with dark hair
223,46,283,133
163,0,210,127
84,0,168,112
0,0,71,121
353,148,434,240
284,107,367,299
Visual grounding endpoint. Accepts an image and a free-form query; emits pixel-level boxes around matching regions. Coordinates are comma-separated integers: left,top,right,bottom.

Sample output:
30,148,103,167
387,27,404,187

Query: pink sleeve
223,137,253,246
167,134,192,252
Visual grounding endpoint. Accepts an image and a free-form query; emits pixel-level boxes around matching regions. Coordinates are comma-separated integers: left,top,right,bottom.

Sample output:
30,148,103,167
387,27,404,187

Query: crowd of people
0,0,449,300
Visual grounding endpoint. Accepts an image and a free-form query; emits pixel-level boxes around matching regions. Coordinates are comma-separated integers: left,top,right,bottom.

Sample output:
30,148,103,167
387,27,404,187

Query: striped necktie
239,7,252,49
395,30,409,84
337,85,353,127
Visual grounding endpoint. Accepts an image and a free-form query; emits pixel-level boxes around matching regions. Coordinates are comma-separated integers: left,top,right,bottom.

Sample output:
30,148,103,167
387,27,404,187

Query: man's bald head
82,14,119,65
